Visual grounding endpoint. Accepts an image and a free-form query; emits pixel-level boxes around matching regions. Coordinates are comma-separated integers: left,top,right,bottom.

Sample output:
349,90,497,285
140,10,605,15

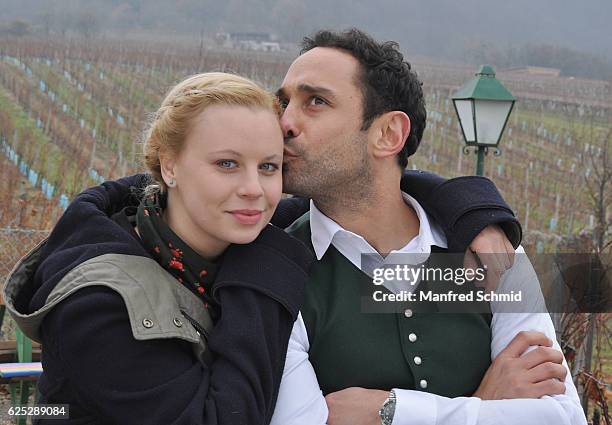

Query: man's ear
159,148,177,186
370,111,411,160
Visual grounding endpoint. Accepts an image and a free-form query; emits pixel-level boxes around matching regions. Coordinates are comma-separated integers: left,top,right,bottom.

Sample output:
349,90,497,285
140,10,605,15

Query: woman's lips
229,209,263,225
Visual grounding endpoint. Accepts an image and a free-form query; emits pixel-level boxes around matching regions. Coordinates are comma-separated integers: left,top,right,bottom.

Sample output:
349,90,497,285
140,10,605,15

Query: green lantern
452,65,516,175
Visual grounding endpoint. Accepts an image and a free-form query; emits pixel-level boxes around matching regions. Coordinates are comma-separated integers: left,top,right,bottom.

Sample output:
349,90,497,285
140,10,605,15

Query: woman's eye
217,160,237,169
278,98,289,110
260,163,280,172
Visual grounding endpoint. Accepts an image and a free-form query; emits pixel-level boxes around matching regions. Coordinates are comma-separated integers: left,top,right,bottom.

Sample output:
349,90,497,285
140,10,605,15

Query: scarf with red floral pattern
136,191,220,319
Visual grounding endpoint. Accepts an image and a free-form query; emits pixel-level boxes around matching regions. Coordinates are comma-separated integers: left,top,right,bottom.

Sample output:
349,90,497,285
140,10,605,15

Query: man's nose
279,107,300,140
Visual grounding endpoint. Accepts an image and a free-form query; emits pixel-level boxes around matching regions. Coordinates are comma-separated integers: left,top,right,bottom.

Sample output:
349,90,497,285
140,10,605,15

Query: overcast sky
1,0,610,62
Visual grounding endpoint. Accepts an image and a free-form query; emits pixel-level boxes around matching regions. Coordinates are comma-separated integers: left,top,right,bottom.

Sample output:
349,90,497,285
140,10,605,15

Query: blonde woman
4,73,314,424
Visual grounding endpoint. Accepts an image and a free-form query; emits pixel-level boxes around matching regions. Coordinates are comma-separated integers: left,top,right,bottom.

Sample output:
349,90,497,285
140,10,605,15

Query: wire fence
0,227,48,341
0,227,49,287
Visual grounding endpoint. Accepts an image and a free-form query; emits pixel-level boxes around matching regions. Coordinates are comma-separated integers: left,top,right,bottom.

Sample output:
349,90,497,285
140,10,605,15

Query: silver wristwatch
379,389,396,425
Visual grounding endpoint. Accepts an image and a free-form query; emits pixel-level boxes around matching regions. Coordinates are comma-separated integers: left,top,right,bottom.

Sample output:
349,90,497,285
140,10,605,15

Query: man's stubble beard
282,133,374,215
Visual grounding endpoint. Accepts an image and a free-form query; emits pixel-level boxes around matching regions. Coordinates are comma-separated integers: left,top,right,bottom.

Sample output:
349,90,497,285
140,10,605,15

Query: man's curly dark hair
301,28,427,168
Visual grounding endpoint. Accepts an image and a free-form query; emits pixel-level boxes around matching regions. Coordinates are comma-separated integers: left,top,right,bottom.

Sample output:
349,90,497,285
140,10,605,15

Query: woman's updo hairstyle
143,72,280,193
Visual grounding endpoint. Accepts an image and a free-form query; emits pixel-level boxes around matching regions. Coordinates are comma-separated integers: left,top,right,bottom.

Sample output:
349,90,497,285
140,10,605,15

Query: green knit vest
287,212,492,397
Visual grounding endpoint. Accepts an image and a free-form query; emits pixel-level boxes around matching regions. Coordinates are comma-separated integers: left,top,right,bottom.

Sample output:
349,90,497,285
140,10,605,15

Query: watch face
380,403,394,421
380,405,393,423
379,391,397,425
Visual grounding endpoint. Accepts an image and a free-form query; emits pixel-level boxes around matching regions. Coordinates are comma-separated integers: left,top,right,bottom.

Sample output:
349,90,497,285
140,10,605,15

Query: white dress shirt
270,194,586,425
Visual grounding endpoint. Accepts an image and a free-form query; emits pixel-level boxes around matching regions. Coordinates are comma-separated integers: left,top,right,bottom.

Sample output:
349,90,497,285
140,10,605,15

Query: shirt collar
309,192,447,261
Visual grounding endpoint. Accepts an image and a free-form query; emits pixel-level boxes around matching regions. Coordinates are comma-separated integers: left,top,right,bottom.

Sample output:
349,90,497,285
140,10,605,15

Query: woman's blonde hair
143,72,280,193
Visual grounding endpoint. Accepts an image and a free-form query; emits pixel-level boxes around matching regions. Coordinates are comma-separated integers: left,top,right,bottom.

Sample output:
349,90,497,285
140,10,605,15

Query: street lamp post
452,65,516,176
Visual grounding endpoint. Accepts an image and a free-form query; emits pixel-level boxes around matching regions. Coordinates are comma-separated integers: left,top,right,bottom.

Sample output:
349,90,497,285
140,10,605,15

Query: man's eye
278,98,289,109
217,160,237,169
309,96,327,106
260,162,280,172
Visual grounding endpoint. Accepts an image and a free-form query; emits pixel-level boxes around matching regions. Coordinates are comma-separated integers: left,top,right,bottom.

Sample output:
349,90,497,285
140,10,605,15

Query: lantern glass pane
454,99,475,143
474,100,513,145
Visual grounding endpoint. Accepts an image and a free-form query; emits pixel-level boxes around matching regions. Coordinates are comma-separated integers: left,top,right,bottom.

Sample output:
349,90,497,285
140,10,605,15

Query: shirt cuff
393,389,437,425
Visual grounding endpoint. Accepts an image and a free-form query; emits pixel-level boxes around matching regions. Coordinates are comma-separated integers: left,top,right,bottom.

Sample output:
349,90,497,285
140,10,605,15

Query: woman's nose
237,172,264,198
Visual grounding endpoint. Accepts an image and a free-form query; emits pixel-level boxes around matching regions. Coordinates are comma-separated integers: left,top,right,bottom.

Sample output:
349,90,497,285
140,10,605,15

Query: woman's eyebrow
264,154,282,161
210,149,242,156
211,151,281,161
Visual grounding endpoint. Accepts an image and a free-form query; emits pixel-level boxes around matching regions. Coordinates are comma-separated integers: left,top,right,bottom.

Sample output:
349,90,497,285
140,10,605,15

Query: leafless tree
582,127,612,254
574,121,611,420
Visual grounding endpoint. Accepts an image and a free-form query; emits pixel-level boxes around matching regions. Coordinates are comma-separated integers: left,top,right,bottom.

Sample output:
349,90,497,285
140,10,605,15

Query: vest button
419,379,428,389
142,318,154,328
404,309,413,318
414,356,422,365
409,333,417,342
173,317,183,327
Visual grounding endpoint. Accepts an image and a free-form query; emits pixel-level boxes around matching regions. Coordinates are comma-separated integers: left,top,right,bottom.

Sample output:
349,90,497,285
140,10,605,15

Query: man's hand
325,387,388,425
464,224,515,292
474,331,567,400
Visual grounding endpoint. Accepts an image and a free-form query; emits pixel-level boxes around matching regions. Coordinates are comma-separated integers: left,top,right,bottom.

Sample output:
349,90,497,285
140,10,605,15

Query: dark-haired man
270,29,585,425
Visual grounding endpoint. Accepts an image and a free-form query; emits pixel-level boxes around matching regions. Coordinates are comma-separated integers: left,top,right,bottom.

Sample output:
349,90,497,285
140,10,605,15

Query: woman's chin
224,227,265,245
